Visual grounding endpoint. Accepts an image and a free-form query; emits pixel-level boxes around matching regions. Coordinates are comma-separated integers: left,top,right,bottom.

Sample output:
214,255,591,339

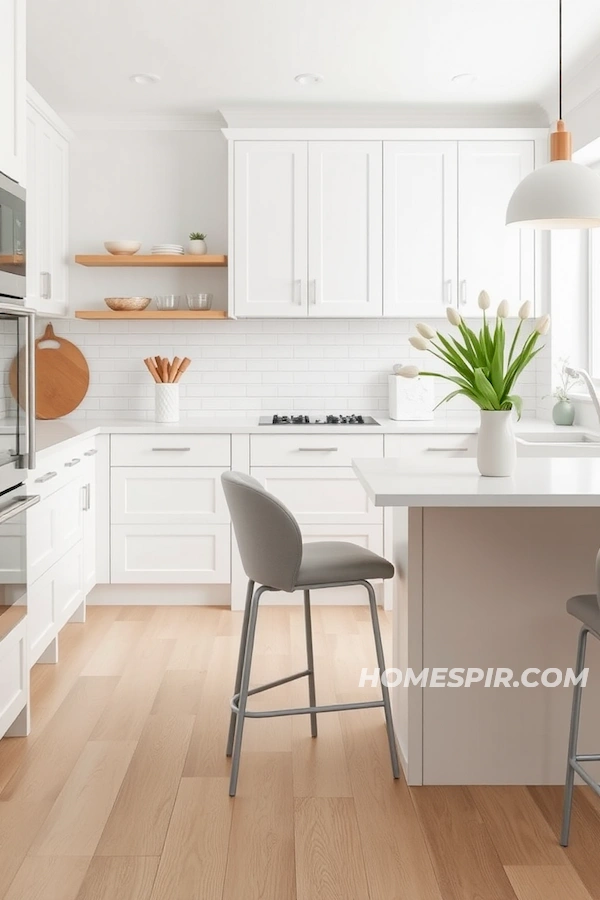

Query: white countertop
352,456,600,507
29,415,587,459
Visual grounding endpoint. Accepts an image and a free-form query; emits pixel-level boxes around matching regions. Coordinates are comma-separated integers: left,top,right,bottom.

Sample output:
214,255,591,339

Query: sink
516,432,600,456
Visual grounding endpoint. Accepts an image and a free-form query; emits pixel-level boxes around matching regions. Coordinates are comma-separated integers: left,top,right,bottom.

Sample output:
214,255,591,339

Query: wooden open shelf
75,254,227,267
75,310,229,320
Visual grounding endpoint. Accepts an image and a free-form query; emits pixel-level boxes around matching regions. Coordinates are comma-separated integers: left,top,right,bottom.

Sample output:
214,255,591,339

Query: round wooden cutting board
9,323,90,419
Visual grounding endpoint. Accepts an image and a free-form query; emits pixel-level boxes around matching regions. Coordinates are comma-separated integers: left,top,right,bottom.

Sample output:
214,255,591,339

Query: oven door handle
0,494,40,525
17,307,36,471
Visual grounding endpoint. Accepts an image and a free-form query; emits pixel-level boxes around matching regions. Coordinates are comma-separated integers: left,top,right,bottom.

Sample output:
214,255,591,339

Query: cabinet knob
35,471,57,483
84,449,98,456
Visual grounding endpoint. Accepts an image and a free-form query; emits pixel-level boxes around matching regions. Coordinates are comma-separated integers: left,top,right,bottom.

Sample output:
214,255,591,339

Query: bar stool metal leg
363,580,400,779
226,579,255,758
229,584,264,797
560,626,589,846
304,590,318,738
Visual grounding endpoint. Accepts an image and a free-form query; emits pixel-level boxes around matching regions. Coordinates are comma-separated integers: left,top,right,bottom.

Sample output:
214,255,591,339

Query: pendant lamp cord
559,0,563,119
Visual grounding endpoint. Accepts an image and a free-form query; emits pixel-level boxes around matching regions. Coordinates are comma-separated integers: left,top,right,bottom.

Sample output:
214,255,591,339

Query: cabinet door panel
27,567,55,664
384,141,457,316
0,616,27,739
0,0,25,183
308,141,382,317
111,467,229,524
251,467,382,524
111,524,230,584
234,141,308,317
458,141,535,313
54,542,84,628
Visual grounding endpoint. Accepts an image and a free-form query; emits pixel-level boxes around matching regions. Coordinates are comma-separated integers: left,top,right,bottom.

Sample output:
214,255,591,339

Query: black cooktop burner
260,414,380,425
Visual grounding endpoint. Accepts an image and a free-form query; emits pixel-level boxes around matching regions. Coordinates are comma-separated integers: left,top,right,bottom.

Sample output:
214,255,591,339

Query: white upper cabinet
308,142,382,317
384,141,458,317
233,141,308,317
231,133,537,318
457,141,535,315
0,0,25,183
26,87,71,317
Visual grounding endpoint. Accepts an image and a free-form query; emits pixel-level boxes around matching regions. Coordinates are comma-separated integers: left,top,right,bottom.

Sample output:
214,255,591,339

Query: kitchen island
352,456,600,786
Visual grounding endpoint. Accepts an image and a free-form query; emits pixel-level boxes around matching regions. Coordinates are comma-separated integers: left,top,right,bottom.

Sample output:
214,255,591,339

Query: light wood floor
1,605,599,900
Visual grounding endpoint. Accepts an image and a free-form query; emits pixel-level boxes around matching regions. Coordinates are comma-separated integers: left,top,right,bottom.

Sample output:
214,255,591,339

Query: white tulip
518,301,531,320
497,300,509,318
409,335,429,351
478,290,491,310
446,306,462,326
398,365,420,378
535,314,551,336
416,322,436,339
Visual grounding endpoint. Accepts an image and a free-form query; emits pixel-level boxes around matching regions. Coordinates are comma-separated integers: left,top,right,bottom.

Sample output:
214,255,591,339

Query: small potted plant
188,232,207,255
397,292,550,476
552,359,580,425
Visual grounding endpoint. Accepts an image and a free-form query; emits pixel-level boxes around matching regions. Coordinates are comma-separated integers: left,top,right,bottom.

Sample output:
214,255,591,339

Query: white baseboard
87,583,230,606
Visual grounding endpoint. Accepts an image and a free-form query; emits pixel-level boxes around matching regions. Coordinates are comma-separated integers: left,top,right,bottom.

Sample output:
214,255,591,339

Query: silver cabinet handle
0,494,40,524
298,447,338,452
84,448,98,456
309,280,317,305
82,483,91,511
444,279,453,307
35,471,57,483
152,447,191,452
426,446,469,452
459,280,467,306
41,271,51,300
293,279,303,305
65,458,81,467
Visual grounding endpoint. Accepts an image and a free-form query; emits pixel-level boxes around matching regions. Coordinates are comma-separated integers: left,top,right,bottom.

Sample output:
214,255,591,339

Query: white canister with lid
388,373,434,421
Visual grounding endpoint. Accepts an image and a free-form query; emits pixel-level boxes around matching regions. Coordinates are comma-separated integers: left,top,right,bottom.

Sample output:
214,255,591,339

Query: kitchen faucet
564,366,600,426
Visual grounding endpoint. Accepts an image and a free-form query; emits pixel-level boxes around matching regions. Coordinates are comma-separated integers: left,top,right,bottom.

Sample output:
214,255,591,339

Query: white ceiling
27,0,600,119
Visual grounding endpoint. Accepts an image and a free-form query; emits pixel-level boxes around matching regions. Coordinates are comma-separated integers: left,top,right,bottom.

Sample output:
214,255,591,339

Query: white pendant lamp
506,0,600,229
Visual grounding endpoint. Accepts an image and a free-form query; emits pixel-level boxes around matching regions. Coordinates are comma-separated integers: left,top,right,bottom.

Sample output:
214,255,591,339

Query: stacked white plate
151,244,184,255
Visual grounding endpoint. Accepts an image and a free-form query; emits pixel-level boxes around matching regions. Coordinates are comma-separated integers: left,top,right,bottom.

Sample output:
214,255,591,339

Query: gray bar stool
222,470,400,797
561,552,600,845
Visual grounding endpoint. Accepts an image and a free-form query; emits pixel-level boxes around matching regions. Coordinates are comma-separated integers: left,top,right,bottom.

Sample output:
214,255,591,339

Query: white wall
58,128,549,421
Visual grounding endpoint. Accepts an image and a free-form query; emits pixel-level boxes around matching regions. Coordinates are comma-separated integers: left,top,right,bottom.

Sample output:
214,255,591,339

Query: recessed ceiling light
129,73,161,85
294,73,324,86
451,73,477,86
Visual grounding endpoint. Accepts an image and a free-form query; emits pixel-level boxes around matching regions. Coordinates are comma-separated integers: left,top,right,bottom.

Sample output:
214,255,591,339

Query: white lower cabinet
111,467,230,524
111,523,230,584
28,541,84,664
0,611,28,739
385,433,476,458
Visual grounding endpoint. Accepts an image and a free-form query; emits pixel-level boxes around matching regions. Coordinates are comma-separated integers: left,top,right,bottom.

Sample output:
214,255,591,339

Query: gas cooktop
259,414,380,426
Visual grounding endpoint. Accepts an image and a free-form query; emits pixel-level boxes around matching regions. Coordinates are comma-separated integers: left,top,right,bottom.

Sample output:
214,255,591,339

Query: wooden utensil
9,323,90,420
168,357,182,382
144,358,161,383
174,358,191,382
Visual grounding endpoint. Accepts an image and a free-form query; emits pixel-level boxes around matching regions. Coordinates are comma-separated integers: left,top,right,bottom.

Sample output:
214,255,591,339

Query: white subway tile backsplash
38,317,550,420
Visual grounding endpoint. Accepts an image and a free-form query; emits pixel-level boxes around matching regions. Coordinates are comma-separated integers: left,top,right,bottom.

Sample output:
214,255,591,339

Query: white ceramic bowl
104,241,142,255
104,297,151,311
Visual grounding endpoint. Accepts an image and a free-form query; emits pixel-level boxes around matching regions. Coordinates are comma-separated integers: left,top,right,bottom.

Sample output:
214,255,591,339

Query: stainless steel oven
0,172,26,301
0,485,39,607
0,300,35,493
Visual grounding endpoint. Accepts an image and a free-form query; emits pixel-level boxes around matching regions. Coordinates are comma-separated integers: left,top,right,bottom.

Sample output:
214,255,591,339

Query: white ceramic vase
155,384,180,424
476,410,516,477
188,239,207,255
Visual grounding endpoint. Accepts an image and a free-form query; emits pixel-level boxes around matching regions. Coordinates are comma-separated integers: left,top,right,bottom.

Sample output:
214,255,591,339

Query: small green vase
552,400,575,426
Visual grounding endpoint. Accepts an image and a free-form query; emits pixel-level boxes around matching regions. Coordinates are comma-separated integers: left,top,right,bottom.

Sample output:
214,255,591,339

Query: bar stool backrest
222,470,303,592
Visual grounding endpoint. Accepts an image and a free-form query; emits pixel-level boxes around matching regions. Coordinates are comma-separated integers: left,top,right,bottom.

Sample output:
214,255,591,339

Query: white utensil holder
155,383,180,423
388,374,434,421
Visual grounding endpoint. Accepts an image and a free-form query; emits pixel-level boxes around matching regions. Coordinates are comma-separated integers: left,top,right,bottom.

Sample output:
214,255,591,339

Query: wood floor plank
75,857,159,900
149,777,232,900
529,786,600,899
470,786,566,866
1,676,119,805
28,740,137,857
412,786,518,900
91,639,175,742
183,635,240,777
340,706,443,900
150,669,206,716
505,864,593,900
81,621,150,676
222,751,296,900
0,802,54,898
95,714,194,856
294,797,369,900
3,856,91,900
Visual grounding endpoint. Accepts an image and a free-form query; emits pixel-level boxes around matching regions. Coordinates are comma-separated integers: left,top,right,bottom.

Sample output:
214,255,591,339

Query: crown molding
65,112,226,132
219,103,549,129
27,83,74,141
